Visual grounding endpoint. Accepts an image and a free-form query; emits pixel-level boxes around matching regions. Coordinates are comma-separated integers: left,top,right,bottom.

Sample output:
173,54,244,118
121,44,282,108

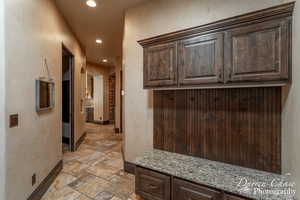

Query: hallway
42,124,137,200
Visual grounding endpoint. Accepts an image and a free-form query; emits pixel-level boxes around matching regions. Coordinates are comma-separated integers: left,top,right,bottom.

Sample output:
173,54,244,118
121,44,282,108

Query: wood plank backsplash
153,87,281,173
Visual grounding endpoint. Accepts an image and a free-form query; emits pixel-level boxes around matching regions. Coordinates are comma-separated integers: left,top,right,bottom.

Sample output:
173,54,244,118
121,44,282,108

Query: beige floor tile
51,173,78,190
75,194,92,200
42,124,136,200
111,197,122,200
42,186,82,200
94,191,114,200
62,161,90,178
86,165,119,180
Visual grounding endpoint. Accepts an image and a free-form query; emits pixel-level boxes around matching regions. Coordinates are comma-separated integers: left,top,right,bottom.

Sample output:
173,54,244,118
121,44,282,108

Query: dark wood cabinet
144,42,177,88
173,178,222,200
224,18,291,83
224,194,248,200
135,167,251,200
135,167,171,200
139,3,294,89
178,33,224,86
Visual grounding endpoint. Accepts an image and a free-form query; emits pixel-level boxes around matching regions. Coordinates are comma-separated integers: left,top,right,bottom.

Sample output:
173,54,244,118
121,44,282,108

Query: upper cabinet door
144,42,177,88
178,33,224,86
224,18,291,83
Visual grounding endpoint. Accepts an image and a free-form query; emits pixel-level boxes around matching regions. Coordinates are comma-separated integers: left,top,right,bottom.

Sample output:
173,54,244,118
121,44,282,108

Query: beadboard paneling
153,87,281,173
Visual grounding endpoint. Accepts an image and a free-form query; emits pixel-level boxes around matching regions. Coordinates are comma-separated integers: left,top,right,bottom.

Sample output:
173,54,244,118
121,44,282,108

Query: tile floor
42,123,141,200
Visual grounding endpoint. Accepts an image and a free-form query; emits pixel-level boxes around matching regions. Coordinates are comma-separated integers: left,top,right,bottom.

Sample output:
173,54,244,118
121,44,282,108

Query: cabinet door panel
136,167,171,200
173,178,222,200
178,33,224,86
225,18,290,83
144,42,177,88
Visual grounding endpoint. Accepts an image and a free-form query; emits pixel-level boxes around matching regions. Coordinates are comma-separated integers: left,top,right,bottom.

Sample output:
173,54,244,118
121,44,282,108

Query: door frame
120,70,123,133
62,44,75,152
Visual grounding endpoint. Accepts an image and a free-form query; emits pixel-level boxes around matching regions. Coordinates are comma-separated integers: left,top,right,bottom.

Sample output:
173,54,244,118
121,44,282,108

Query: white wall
123,0,300,197
4,0,86,199
87,62,110,121
0,0,6,199
94,75,104,121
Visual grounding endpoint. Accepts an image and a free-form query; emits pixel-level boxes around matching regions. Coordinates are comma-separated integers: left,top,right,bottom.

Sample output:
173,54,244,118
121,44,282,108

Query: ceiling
55,0,146,66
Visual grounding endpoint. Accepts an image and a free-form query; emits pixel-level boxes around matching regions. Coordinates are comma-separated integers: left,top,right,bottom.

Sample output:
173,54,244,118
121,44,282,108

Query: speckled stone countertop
134,150,296,200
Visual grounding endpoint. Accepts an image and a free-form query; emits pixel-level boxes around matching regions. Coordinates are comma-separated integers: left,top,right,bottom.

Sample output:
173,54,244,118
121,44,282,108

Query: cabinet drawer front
144,42,177,88
224,193,250,200
224,18,291,83
173,178,221,200
136,167,171,200
178,33,224,86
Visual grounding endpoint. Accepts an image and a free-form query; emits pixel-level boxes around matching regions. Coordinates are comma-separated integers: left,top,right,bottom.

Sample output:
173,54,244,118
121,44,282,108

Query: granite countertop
134,150,296,200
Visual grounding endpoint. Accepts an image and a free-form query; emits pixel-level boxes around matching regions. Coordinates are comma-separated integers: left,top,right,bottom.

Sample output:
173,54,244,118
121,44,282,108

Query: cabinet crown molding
140,2,294,89
138,2,295,47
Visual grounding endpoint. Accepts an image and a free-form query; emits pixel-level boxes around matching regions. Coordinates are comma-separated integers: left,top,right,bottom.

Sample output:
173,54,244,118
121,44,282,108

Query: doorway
62,45,75,152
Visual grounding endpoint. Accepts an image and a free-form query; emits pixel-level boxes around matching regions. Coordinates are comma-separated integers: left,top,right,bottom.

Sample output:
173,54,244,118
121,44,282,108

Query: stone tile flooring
42,124,140,200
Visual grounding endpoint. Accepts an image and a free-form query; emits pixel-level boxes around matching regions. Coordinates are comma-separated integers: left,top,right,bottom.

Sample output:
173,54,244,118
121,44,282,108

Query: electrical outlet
32,174,36,186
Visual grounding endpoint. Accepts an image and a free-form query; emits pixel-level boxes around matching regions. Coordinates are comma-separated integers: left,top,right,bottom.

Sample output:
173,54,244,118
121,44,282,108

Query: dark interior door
62,45,75,152
62,81,70,123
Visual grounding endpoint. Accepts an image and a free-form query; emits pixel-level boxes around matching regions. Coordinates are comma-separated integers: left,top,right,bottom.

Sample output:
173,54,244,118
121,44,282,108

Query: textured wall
4,0,86,199
0,0,6,199
123,0,300,198
282,0,300,197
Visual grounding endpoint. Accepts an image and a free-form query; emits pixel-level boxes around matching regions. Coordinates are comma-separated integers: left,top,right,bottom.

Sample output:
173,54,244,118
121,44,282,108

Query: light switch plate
9,114,18,128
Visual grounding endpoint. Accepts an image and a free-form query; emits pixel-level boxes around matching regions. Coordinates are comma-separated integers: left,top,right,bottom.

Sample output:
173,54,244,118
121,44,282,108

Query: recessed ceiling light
86,0,97,7
102,59,108,63
96,39,102,44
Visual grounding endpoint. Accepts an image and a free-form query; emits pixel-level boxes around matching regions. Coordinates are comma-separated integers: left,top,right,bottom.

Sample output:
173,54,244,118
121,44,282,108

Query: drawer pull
147,184,158,190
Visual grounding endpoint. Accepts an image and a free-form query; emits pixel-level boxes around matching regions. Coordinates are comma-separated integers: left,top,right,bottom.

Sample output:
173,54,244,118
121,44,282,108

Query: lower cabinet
173,178,222,200
224,194,248,200
135,167,249,200
135,167,171,200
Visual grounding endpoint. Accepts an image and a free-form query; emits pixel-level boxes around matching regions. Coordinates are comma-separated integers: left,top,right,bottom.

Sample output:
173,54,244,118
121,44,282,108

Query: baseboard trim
124,161,136,175
62,137,70,144
93,120,110,125
102,120,110,125
76,132,87,150
27,160,63,200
